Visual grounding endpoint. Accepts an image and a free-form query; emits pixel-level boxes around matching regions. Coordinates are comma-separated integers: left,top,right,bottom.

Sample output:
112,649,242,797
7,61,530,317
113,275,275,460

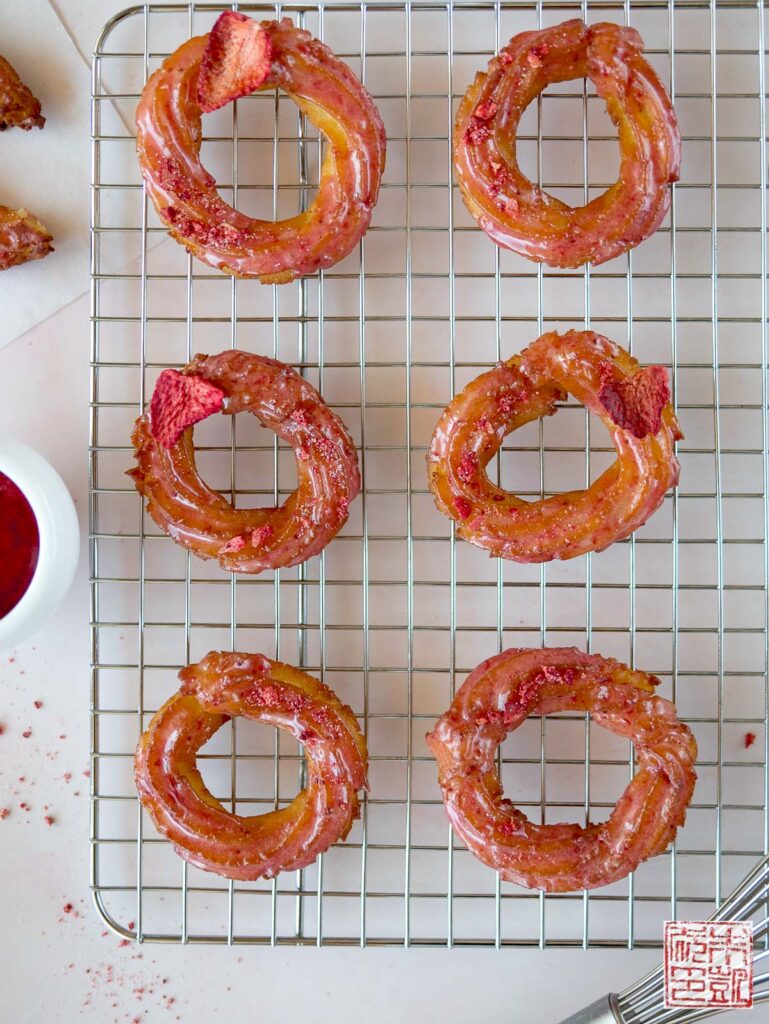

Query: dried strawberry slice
149,368,225,448
197,12,273,113
598,364,671,439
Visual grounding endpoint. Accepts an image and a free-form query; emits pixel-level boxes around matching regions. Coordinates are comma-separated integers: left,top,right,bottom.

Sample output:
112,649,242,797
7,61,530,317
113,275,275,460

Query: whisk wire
559,854,769,1023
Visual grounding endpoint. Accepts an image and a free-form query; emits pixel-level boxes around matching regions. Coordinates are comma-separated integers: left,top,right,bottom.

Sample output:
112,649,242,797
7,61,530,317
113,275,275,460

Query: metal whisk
558,854,769,1023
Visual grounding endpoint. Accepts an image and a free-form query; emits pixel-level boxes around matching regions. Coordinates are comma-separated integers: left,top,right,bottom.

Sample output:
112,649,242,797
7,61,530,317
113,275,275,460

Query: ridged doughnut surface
427,647,697,892
136,14,386,283
453,19,680,267
427,330,682,563
135,651,368,881
130,350,361,574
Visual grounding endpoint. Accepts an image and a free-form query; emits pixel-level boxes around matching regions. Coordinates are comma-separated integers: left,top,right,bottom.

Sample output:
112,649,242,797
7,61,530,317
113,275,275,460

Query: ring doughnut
427,330,682,563
129,350,361,573
453,19,680,267
135,651,368,881
426,647,697,892
136,12,386,283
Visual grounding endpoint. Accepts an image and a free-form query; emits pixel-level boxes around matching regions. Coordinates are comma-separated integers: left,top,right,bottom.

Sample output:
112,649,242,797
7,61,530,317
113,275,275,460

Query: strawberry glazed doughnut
427,648,697,892
129,351,360,573
135,651,368,881
427,330,681,563
136,12,385,283
453,20,680,267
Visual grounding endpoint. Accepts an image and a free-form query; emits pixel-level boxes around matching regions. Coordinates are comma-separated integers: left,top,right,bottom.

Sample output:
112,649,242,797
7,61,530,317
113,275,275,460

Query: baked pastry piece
0,55,44,131
0,206,53,270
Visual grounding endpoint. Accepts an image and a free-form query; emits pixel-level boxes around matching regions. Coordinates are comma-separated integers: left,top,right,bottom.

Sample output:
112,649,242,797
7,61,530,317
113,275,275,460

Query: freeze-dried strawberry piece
454,497,472,520
251,525,274,548
198,12,273,113
219,535,246,555
149,369,225,449
473,100,498,122
599,364,670,439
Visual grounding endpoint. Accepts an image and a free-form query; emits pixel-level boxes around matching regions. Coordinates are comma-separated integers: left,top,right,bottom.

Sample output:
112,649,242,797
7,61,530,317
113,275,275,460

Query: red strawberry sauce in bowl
0,439,79,649
0,470,40,618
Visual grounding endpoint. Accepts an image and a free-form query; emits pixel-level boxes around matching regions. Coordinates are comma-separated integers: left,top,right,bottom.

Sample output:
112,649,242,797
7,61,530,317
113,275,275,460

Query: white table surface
0,2,760,1021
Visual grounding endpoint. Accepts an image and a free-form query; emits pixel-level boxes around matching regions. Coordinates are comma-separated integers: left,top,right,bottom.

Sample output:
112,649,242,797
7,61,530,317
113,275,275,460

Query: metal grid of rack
90,1,769,947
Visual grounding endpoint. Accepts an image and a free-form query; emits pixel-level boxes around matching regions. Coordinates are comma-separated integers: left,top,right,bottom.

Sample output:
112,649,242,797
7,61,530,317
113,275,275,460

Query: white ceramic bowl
0,438,80,651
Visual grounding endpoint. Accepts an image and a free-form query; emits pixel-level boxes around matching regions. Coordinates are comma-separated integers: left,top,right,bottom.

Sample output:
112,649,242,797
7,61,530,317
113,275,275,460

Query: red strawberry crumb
474,99,498,122
128,921,135,931
33,700,43,709
315,436,336,459
21,728,31,738
118,939,131,948
19,802,30,811
745,732,757,748
44,815,54,826
198,12,273,113
63,902,74,914
63,772,72,783
0,808,9,820
454,497,473,520
465,119,492,146
598,364,671,438
499,51,514,66
526,44,549,68
251,524,274,547
498,393,518,418
219,534,246,555
149,368,225,449
457,452,478,483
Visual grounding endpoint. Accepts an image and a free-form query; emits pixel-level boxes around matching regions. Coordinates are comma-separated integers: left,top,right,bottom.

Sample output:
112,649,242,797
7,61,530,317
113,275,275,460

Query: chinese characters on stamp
664,920,753,1009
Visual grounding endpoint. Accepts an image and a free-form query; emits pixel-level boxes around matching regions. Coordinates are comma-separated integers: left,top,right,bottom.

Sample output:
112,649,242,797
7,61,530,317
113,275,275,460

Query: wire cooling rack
89,0,769,947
